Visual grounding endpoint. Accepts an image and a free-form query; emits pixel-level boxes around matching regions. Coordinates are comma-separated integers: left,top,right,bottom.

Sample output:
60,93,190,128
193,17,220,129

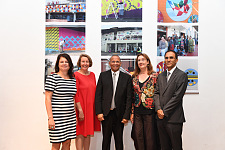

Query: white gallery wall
1,0,225,149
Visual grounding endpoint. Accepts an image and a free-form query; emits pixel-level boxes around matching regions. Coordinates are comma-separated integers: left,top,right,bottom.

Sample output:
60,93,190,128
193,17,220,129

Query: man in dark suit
95,55,132,150
154,50,188,150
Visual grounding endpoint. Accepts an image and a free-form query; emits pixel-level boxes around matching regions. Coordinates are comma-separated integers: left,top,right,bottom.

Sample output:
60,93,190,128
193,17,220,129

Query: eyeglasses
165,56,175,60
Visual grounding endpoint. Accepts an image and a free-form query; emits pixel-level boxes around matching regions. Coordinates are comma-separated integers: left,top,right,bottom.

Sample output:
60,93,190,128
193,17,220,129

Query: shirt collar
111,70,120,75
167,66,176,75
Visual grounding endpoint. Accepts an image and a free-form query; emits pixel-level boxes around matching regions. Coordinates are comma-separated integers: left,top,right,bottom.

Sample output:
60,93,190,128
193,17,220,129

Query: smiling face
165,51,178,71
109,56,121,72
80,56,90,71
137,55,149,70
58,57,70,72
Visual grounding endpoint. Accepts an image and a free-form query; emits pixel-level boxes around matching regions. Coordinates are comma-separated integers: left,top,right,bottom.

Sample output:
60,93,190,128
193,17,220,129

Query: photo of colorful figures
101,0,142,22
45,26,85,56
157,25,198,57
158,0,199,23
46,0,86,22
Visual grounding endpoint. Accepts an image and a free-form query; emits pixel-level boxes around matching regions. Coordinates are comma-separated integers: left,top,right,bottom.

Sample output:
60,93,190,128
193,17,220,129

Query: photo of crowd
157,25,198,56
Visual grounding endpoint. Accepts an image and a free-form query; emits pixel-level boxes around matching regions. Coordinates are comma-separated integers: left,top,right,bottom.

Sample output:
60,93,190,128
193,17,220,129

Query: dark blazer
95,70,133,120
154,67,188,123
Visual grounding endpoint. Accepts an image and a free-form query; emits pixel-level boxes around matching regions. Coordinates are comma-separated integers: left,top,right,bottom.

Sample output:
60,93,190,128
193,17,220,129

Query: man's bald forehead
110,55,121,62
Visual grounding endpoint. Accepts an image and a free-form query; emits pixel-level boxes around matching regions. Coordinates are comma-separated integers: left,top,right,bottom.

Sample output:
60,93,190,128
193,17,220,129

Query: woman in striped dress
45,53,77,150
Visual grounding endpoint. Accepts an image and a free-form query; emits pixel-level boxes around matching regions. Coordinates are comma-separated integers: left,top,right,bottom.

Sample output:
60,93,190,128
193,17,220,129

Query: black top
134,76,154,115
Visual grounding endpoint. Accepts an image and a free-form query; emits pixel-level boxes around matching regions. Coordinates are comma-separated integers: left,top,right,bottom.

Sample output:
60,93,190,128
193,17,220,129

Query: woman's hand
75,102,84,121
130,113,134,124
78,109,84,121
48,118,55,130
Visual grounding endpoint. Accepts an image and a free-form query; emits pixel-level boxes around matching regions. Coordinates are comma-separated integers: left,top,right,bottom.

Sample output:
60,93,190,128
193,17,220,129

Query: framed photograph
45,26,85,56
157,25,198,57
101,25,142,56
158,0,199,23
46,0,86,22
101,0,142,22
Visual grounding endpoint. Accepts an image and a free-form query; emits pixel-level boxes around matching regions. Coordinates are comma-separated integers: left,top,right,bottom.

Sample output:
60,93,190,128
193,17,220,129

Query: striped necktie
167,71,171,82
111,72,116,109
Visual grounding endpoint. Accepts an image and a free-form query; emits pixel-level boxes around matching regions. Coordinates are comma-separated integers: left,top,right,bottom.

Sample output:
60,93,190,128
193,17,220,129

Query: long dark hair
133,53,154,77
55,53,74,79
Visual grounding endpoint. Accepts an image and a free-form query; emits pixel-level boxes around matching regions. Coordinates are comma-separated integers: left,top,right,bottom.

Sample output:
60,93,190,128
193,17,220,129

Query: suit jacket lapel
161,71,167,94
108,70,113,95
162,68,178,95
115,71,123,99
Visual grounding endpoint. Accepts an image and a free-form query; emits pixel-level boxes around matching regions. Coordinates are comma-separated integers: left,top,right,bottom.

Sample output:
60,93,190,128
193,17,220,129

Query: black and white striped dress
45,73,77,143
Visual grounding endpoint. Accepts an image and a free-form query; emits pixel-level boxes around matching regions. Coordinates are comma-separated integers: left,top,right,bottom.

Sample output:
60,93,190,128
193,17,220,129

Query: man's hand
97,114,104,122
157,109,164,119
121,119,128,124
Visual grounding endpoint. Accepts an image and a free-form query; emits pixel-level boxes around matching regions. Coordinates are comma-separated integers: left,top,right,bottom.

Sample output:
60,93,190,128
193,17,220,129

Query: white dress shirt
111,70,120,109
167,66,176,82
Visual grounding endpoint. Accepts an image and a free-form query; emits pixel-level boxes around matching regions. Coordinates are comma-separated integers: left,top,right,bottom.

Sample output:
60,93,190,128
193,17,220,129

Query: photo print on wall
45,26,85,56
101,0,142,22
45,0,86,22
158,0,199,23
101,25,142,56
157,25,198,57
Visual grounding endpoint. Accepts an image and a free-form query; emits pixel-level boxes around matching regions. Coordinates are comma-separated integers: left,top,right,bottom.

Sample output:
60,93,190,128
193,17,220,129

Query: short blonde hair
77,54,93,68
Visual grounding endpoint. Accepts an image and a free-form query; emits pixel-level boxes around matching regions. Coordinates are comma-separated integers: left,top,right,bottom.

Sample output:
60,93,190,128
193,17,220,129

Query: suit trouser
131,113,159,150
101,109,124,150
157,119,183,150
